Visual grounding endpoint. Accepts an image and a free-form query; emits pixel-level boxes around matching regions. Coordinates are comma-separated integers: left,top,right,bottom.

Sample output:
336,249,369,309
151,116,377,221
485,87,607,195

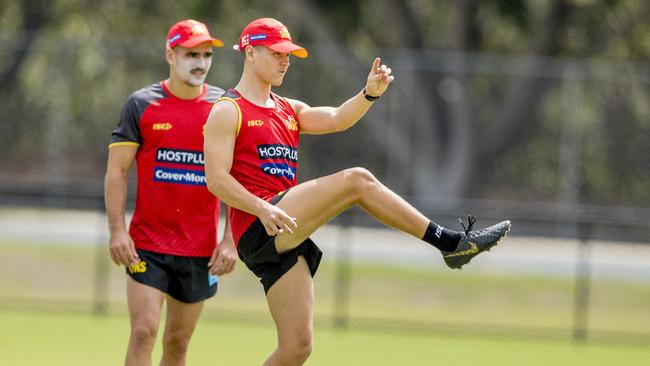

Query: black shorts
126,249,218,303
237,192,323,294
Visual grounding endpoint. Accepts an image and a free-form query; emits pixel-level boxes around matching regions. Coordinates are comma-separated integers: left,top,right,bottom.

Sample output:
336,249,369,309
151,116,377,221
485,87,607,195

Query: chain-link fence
1,37,649,343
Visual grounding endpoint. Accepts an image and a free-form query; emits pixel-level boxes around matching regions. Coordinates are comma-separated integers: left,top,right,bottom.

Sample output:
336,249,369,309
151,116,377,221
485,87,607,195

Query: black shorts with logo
237,192,323,294
126,249,218,303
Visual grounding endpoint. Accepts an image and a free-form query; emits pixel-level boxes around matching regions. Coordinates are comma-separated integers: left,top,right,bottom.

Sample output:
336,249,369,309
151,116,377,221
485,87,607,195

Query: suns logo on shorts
128,260,147,274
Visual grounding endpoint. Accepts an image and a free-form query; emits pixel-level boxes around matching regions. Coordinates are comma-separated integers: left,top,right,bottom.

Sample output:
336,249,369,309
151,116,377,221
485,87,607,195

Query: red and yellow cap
166,19,224,49
234,18,308,58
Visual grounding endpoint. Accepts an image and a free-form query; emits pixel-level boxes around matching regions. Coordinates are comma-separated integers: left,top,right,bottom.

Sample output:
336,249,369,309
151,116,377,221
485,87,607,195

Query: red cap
166,19,224,49
234,18,308,58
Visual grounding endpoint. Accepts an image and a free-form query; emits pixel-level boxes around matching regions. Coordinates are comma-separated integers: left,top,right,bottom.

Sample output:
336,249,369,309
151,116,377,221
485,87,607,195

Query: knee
280,336,313,365
294,338,313,363
130,323,158,349
342,167,378,195
163,329,193,356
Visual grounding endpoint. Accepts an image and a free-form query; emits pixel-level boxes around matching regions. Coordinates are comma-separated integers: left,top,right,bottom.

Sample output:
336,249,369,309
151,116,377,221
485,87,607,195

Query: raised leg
275,167,429,253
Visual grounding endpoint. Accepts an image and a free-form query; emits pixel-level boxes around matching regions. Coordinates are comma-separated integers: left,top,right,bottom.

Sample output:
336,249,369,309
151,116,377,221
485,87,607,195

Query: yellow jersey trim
108,141,140,148
218,97,243,137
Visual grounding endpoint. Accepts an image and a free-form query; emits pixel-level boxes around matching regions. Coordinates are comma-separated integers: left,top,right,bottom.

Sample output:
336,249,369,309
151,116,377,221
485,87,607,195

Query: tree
282,0,650,207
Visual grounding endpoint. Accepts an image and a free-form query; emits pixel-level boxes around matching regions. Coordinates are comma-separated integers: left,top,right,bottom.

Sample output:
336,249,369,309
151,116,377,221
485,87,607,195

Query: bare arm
204,100,297,236
221,204,234,242
208,204,237,275
293,57,394,135
104,145,139,266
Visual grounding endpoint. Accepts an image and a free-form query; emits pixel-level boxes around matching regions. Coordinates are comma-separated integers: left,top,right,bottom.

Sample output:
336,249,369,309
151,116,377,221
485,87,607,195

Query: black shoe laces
458,215,477,235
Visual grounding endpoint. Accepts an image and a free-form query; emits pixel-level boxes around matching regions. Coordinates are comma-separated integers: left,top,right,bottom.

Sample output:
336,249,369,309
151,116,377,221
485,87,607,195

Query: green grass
1,242,650,341
1,310,648,366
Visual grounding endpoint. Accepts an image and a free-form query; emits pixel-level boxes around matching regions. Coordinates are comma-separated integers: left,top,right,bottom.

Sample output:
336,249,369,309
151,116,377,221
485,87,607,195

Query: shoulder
205,91,242,135
128,83,166,104
213,89,242,118
204,84,226,103
281,96,308,115
209,92,241,123
124,83,166,110
213,100,240,122
205,98,240,136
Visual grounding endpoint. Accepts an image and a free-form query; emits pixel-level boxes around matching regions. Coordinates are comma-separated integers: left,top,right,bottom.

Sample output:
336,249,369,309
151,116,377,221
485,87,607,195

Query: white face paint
170,43,213,87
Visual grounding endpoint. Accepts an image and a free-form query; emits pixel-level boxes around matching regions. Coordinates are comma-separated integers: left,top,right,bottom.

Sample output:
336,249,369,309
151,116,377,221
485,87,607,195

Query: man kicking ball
204,17,511,366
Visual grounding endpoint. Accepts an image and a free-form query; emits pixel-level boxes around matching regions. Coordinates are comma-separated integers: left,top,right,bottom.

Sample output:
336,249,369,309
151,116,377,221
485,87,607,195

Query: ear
245,45,255,62
165,47,174,65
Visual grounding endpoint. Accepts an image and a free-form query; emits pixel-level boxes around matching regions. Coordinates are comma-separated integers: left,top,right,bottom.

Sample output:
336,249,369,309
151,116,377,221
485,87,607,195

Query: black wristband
363,88,380,102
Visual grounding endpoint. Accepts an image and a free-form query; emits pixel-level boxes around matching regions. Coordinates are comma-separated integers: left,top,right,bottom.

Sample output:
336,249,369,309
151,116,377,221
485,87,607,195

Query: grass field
1,310,649,366
2,227,650,365
2,241,650,338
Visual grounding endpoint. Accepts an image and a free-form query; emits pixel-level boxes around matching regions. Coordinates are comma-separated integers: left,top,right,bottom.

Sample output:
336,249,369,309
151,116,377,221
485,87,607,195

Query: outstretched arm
204,101,298,236
293,57,394,135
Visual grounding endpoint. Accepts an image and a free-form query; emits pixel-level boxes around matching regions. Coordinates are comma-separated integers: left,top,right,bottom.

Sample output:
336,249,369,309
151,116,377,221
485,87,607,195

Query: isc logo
247,120,264,127
153,122,173,131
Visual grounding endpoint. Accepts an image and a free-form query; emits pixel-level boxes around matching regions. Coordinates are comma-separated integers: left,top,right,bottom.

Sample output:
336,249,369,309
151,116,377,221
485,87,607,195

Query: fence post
93,197,109,315
559,62,589,342
332,214,352,328
572,223,592,342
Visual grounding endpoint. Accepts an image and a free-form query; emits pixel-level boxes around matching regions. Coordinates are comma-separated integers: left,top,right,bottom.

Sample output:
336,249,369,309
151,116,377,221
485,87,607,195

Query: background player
204,18,511,366
104,19,236,366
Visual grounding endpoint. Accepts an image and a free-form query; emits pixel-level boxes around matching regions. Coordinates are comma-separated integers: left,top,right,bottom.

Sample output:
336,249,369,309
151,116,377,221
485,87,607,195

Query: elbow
206,171,227,197
206,178,222,197
104,166,127,184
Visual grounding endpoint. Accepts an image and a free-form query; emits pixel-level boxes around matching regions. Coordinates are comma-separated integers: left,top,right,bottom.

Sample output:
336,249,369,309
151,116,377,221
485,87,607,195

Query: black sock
422,221,461,252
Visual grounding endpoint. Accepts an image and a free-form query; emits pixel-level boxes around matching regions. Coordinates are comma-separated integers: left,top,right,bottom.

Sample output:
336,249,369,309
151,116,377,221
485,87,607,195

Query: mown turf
1,242,650,339
1,311,648,366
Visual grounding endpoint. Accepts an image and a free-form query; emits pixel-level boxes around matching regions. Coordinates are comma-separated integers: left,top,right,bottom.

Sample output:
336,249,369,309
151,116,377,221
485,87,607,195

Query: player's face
253,46,290,87
169,43,213,87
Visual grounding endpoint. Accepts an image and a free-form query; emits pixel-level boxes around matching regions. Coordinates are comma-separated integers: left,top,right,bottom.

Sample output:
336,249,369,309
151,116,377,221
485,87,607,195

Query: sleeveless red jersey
219,89,300,245
110,81,224,256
